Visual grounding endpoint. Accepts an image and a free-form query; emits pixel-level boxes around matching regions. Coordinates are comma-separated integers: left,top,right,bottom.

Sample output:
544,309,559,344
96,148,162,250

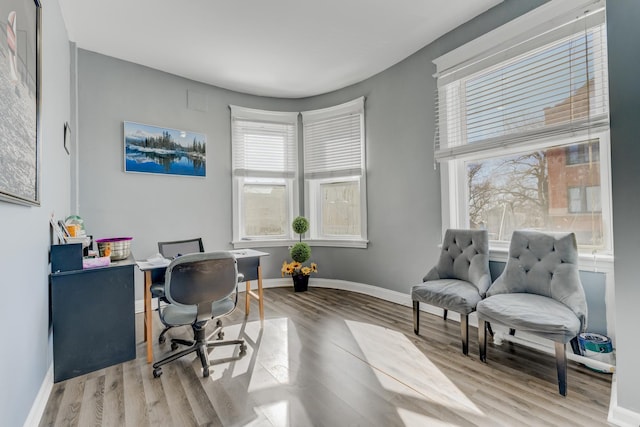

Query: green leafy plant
292,216,309,241
290,242,311,263
282,216,317,277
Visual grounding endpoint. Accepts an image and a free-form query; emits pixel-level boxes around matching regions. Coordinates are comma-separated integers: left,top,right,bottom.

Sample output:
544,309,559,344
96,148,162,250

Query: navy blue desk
50,257,135,382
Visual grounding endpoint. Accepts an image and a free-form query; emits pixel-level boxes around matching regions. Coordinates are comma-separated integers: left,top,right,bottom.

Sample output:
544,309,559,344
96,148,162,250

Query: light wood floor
39,288,612,426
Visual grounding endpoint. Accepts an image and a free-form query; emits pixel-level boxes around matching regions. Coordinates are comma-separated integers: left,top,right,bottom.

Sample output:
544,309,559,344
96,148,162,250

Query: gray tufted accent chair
476,230,587,396
411,229,490,355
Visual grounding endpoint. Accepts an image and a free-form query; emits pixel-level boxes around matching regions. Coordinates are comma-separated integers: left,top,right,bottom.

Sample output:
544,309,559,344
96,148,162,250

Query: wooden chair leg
479,319,487,362
555,342,568,396
413,301,420,335
460,314,469,355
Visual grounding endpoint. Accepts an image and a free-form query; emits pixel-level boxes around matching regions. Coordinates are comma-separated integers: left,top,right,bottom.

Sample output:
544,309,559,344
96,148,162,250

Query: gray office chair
150,237,205,344
152,251,247,378
411,229,490,355
476,230,587,396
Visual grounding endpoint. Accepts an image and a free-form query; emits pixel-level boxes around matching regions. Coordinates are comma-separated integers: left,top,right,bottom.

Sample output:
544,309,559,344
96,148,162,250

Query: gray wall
75,45,447,295
76,50,298,297
607,0,640,415
294,46,443,290
76,2,546,298
0,0,71,425
296,0,547,290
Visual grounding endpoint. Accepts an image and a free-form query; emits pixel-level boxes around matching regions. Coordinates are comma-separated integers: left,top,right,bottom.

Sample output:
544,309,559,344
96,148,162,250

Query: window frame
566,143,600,165
230,106,299,248
434,0,613,261
302,98,368,248
568,185,602,214
305,175,367,247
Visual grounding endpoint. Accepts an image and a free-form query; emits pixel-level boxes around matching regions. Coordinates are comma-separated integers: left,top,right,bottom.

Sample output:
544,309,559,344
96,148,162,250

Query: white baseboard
133,277,449,319
608,374,640,426
24,363,53,427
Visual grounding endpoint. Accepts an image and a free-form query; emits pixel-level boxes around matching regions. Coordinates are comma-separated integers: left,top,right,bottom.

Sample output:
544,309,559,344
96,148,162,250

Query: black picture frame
0,0,41,206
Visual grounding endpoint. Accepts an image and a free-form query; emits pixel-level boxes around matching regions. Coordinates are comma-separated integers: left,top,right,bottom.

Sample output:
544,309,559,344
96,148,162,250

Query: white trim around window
230,106,299,247
434,0,612,260
302,97,368,247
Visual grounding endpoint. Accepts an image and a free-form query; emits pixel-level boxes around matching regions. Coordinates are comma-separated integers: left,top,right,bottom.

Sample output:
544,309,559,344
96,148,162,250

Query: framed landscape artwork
0,0,41,205
124,121,206,177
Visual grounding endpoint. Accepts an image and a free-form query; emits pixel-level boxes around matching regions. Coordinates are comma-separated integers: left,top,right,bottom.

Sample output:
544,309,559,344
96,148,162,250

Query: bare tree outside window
467,139,603,247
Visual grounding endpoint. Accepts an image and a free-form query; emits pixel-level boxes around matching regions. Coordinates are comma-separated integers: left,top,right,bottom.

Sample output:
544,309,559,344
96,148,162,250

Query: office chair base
153,324,247,378
159,319,222,345
158,326,174,344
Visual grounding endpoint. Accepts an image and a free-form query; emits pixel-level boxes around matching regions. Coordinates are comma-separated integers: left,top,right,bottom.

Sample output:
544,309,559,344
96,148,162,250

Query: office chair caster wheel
217,331,224,340
158,335,166,344
171,342,179,351
239,343,247,356
153,368,162,378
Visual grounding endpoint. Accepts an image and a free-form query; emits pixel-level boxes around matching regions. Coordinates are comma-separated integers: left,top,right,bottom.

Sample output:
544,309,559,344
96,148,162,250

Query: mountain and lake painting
124,121,206,177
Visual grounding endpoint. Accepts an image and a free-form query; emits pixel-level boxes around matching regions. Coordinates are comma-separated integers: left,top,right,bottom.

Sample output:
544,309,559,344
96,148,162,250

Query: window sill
232,238,369,249
488,246,614,272
232,239,297,249
307,239,369,249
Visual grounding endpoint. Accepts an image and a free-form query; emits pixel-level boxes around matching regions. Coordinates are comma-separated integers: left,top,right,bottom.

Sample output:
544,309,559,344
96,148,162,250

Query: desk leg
144,270,153,364
245,280,251,315
257,265,264,321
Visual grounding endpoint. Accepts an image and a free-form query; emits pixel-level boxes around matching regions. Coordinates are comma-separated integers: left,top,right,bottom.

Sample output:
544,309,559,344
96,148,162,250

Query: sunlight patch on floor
208,318,294,388
255,400,290,427
396,407,462,427
344,320,484,418
210,317,315,426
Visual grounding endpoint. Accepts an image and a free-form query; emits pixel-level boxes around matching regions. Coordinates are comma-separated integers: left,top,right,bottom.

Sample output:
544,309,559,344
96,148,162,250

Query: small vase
292,274,309,292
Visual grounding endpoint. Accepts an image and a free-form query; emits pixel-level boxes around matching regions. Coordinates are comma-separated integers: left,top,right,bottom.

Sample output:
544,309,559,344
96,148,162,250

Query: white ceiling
58,0,502,98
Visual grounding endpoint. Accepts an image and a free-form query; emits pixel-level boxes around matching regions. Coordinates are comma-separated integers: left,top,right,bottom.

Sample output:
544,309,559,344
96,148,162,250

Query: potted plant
281,216,317,292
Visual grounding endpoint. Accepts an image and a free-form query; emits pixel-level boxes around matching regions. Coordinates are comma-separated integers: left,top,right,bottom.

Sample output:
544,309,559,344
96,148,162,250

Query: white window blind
302,97,365,179
435,3,608,161
230,106,298,179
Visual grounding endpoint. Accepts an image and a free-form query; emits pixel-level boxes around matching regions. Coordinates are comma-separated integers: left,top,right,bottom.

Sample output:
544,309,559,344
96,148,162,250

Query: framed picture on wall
0,0,41,206
123,121,206,177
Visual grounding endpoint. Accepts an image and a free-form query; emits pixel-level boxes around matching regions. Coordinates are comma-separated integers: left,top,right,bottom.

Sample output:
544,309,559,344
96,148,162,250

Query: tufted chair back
487,230,587,330
427,229,491,296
